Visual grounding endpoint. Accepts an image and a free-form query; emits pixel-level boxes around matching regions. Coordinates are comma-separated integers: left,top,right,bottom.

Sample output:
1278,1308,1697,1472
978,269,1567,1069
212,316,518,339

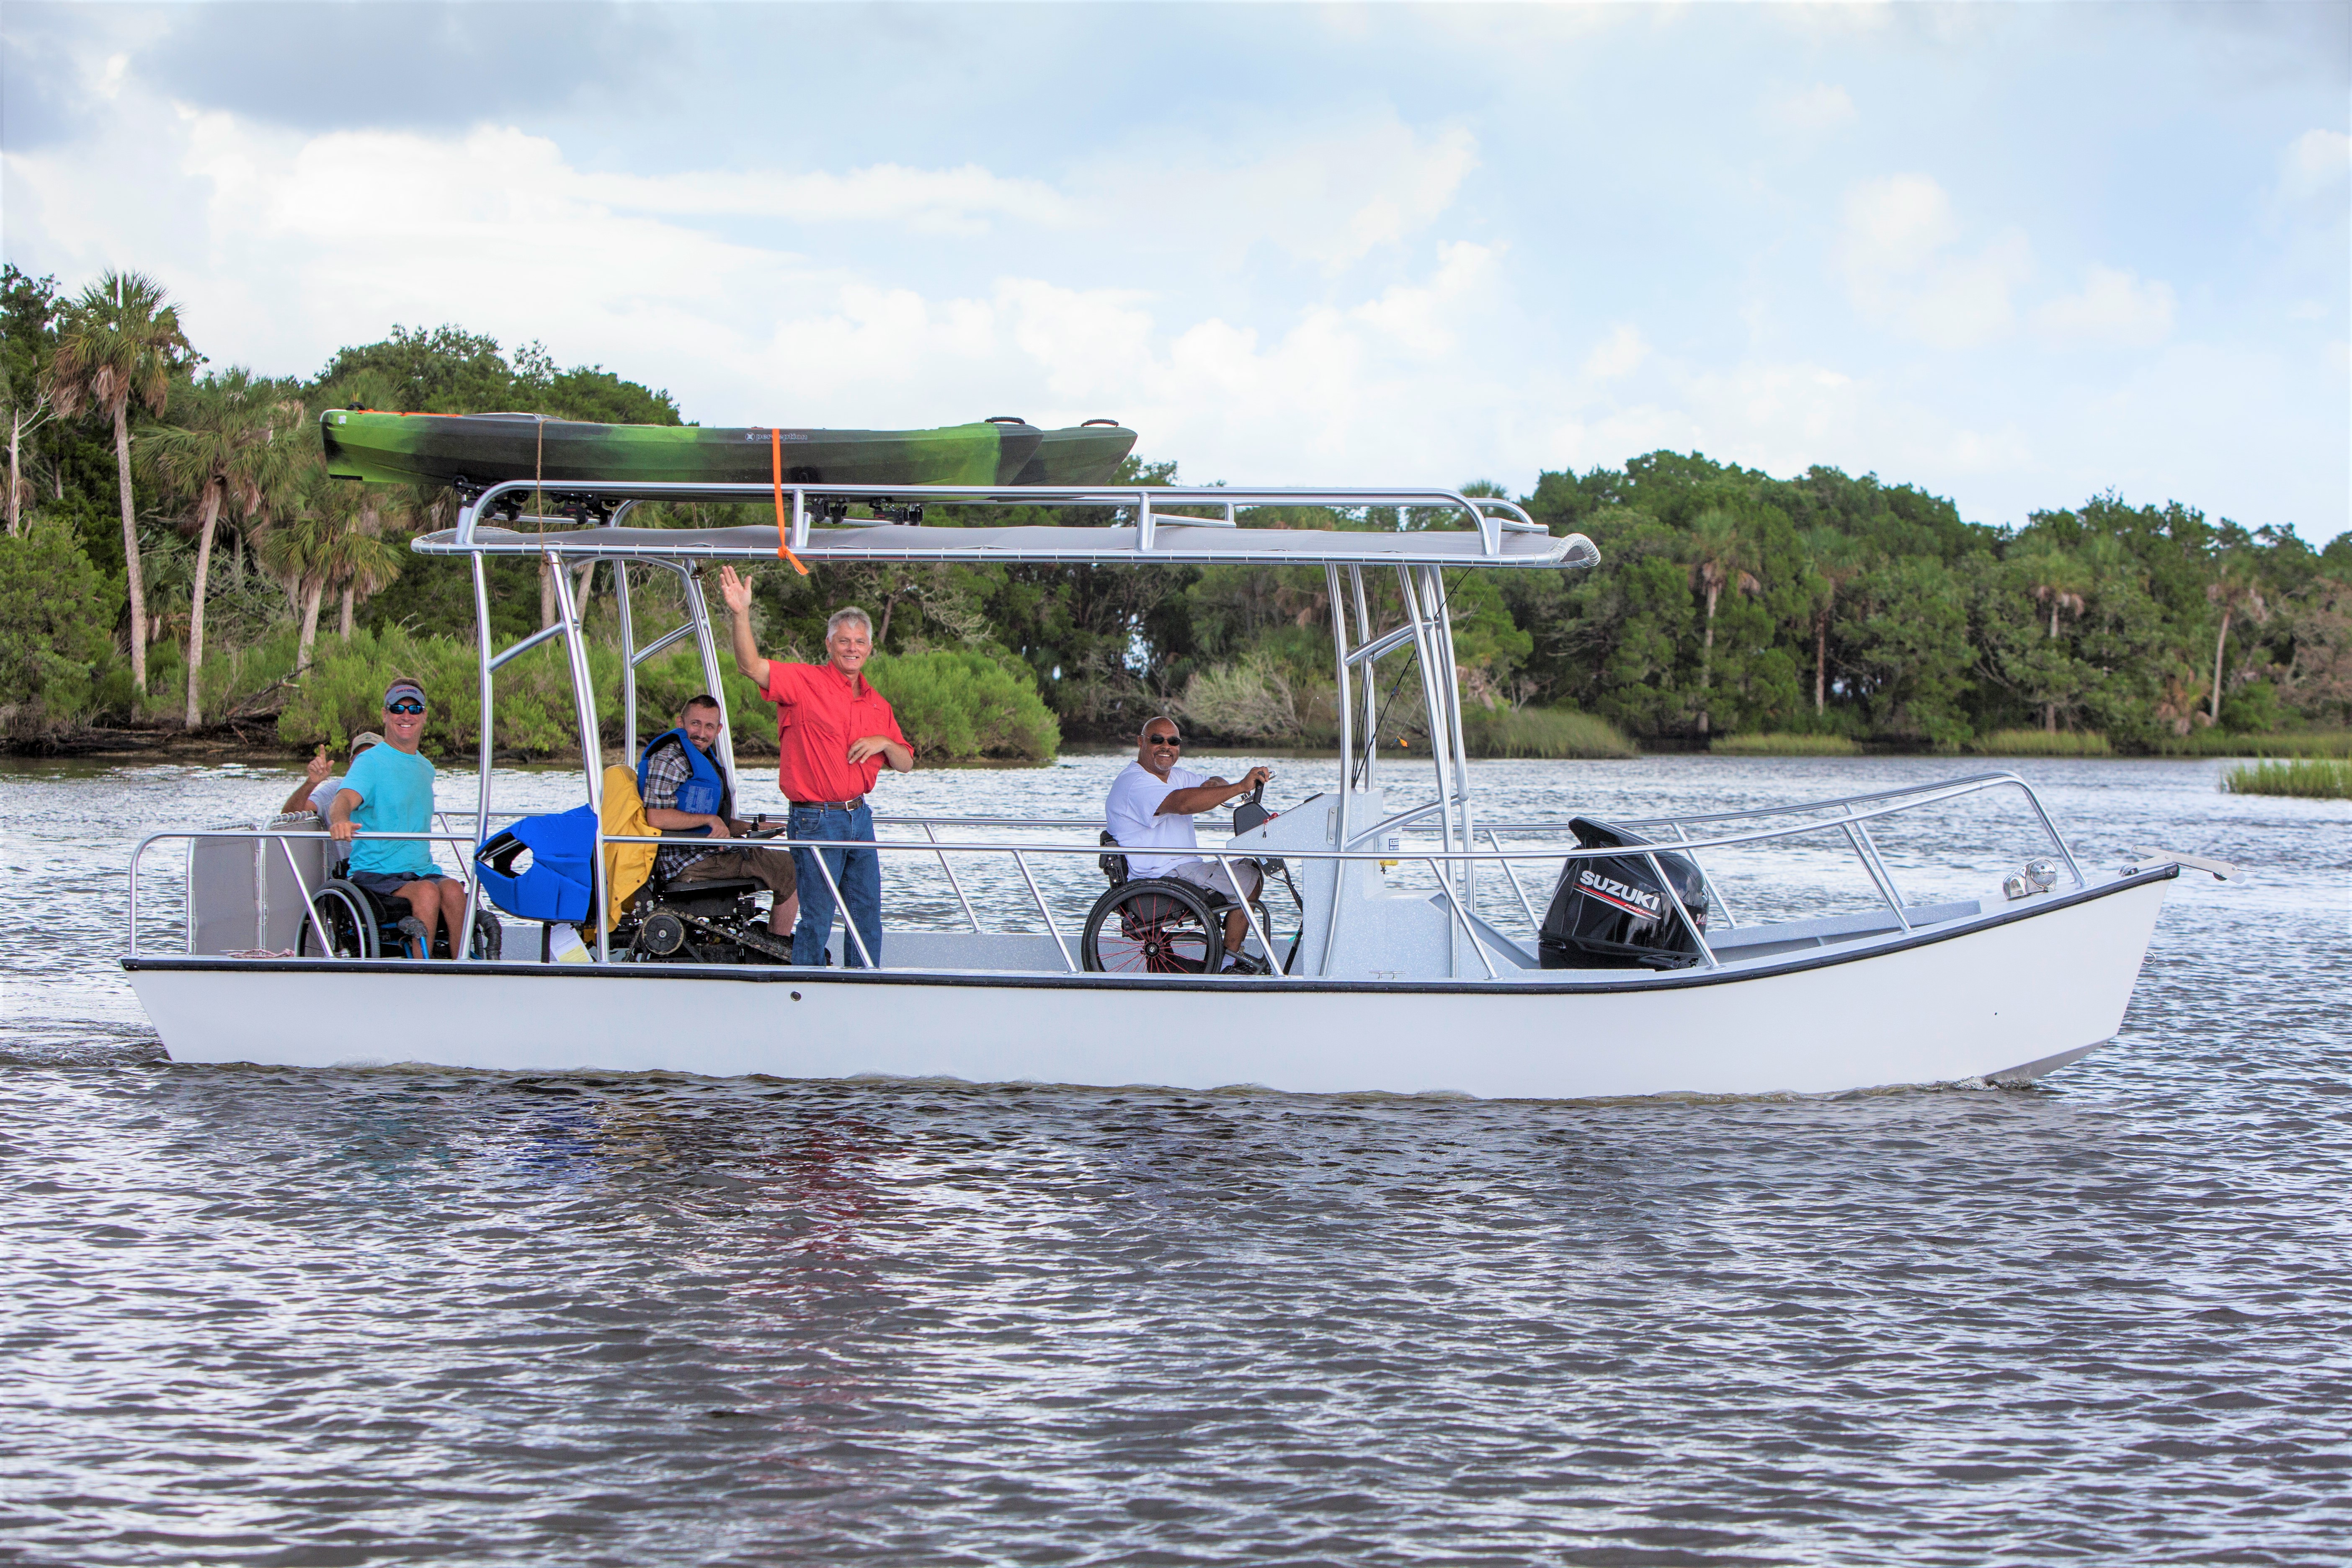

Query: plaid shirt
641,740,720,882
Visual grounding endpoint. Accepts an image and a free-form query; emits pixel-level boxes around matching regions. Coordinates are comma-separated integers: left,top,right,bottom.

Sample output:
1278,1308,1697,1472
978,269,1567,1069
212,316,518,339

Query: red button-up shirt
761,660,907,803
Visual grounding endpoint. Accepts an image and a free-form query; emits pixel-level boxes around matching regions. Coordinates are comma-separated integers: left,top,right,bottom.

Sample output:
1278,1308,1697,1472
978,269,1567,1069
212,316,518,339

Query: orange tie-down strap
771,428,811,576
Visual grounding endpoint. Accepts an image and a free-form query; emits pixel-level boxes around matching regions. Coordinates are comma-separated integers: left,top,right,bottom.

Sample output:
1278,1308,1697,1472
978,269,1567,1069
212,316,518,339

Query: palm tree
333,489,405,637
260,466,342,672
1800,527,1866,715
46,271,192,693
139,370,303,725
1687,509,1761,736
264,465,402,670
2205,560,2271,727
2015,542,2090,731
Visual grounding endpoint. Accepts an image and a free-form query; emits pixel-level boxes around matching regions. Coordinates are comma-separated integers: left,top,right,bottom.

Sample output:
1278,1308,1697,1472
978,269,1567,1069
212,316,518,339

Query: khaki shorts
673,846,797,898
1164,857,1261,903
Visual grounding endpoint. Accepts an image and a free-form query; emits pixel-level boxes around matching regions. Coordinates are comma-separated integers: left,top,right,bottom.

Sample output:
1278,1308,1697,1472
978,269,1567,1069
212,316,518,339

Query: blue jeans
789,802,882,968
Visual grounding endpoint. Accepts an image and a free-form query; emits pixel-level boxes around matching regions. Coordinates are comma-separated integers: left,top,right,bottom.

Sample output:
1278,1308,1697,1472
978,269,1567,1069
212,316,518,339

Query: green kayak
320,410,1135,490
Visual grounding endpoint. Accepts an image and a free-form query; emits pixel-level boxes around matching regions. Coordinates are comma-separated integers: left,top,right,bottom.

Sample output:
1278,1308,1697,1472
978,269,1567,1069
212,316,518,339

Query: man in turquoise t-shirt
327,678,465,958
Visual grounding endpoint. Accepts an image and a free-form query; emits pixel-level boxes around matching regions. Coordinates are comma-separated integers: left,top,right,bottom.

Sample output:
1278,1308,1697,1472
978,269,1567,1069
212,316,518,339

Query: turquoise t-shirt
340,744,439,877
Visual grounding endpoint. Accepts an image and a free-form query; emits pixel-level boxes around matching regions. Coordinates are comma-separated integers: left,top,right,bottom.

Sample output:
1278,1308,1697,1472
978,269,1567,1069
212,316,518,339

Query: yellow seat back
599,765,657,931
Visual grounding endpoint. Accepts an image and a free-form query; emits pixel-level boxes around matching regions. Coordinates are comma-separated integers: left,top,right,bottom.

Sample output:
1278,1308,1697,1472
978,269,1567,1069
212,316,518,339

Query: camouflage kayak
320,410,1135,490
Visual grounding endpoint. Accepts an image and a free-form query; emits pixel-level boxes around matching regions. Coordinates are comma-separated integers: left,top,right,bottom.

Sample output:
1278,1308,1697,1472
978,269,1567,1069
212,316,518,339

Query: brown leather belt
788,797,865,811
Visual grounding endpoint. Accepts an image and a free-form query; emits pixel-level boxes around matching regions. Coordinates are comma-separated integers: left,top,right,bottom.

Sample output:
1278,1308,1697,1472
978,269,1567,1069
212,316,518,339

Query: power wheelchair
1078,783,1298,975
609,826,797,965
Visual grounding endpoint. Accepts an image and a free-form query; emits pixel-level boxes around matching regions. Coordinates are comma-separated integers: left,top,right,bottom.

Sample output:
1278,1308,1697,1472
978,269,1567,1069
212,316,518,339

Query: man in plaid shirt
640,695,798,941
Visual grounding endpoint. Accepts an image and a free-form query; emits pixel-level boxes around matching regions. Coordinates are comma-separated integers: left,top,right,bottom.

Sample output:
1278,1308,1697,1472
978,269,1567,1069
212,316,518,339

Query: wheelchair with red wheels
1078,783,1297,975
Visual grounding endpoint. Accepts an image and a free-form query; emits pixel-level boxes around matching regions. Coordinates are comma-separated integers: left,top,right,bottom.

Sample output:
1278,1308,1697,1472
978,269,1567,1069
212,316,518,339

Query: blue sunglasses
386,699,426,714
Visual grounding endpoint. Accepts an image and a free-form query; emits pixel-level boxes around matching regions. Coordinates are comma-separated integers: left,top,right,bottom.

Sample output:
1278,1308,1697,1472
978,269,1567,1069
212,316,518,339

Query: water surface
2,754,2345,1564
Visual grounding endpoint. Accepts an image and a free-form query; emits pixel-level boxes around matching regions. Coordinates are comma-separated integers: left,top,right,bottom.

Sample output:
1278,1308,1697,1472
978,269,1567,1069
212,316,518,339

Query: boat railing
129,771,2079,977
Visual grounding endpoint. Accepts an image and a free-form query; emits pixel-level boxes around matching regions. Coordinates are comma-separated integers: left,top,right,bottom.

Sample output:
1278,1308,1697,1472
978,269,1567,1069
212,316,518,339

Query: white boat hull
124,872,2174,1099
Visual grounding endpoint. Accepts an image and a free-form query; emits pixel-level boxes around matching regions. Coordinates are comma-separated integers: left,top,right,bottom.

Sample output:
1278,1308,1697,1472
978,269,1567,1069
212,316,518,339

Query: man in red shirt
719,565,913,967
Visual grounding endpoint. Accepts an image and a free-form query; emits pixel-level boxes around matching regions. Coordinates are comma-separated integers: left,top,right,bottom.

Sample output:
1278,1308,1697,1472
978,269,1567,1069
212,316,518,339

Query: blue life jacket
635,728,732,832
474,803,596,923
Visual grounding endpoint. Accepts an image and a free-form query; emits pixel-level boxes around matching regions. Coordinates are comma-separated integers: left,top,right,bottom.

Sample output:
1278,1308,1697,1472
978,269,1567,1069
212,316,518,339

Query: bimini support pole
1351,567,1379,799
609,500,639,769
614,560,637,769
681,567,740,787
1396,565,1462,976
1425,565,1477,920
462,523,495,962
548,558,607,960
1324,564,1353,978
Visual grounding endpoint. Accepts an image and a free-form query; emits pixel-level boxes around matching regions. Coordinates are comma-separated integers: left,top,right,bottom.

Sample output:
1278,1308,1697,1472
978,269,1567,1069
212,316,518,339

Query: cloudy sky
4,2,2346,539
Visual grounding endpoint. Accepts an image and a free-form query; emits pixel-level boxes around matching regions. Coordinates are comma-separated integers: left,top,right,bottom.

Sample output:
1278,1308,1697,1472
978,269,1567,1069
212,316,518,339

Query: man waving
717,565,912,969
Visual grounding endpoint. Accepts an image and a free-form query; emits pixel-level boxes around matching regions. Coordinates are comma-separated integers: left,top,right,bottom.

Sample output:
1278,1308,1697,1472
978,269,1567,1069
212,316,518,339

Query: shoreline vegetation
5,266,2349,768
2223,758,2351,799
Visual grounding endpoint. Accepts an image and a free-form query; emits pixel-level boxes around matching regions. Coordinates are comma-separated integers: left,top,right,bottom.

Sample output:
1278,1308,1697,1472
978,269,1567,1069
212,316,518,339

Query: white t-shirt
1105,761,1208,877
309,777,349,816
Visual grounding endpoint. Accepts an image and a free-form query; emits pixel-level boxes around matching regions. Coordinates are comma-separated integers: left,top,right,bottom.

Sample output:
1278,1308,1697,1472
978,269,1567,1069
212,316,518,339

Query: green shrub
1975,728,2114,757
2223,758,2351,799
1178,654,1303,743
865,649,1060,761
270,629,1059,764
1709,732,1863,756
0,520,116,742
1462,706,1637,759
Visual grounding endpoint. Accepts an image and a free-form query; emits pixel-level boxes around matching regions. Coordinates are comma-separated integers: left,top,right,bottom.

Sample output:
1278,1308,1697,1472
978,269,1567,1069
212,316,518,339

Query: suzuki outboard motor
1539,818,1709,970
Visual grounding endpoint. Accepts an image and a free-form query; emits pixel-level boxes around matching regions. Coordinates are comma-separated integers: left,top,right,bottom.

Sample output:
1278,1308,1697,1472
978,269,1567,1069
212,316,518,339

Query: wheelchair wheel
1081,879,1219,974
469,909,503,961
299,878,379,959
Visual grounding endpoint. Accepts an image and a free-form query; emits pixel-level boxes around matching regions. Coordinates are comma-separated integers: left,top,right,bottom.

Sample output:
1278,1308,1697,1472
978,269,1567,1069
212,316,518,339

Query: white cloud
1762,83,1857,134
1581,324,1649,380
2035,264,2176,348
582,163,1075,235
1836,173,2031,349
1083,118,1479,274
2277,127,2351,205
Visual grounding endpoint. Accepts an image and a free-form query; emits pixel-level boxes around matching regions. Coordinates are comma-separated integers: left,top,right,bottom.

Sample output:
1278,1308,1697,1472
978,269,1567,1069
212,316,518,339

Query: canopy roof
411,480,1601,571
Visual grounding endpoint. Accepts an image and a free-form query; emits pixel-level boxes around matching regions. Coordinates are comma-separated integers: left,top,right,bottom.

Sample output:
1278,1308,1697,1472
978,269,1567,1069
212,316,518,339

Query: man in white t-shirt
1103,717,1273,971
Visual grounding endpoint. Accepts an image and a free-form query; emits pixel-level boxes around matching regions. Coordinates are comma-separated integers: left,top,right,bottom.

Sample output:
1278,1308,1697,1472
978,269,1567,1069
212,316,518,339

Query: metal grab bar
800,841,877,970
1424,857,1499,980
1210,854,1285,978
1483,828,1540,931
126,767,2079,970
1011,850,1076,972
1644,851,1719,970
923,822,983,934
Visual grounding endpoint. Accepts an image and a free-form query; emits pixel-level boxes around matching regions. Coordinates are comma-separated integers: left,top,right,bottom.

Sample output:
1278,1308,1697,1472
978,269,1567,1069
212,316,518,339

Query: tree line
2,262,2346,757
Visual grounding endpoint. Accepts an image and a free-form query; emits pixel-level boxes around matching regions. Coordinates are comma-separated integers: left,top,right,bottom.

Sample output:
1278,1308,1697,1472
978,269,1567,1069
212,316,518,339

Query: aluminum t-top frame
411,479,1600,569
427,476,1602,964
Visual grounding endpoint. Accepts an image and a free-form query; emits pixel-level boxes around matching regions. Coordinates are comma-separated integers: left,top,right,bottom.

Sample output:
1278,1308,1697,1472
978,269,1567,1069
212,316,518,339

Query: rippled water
3,753,2347,1564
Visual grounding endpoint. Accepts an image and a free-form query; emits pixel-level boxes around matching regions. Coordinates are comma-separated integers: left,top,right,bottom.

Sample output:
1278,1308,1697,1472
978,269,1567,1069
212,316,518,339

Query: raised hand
305,746,331,785
717,564,755,617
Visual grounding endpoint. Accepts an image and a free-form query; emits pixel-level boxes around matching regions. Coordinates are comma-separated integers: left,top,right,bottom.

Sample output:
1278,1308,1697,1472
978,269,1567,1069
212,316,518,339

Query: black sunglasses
386,700,426,714
1145,733,1182,748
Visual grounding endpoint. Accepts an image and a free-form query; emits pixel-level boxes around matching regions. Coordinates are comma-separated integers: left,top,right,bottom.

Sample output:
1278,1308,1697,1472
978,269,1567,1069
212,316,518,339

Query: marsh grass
1709,733,1862,757
2155,730,2352,759
1975,729,2115,757
1462,707,1637,760
2221,758,2352,799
